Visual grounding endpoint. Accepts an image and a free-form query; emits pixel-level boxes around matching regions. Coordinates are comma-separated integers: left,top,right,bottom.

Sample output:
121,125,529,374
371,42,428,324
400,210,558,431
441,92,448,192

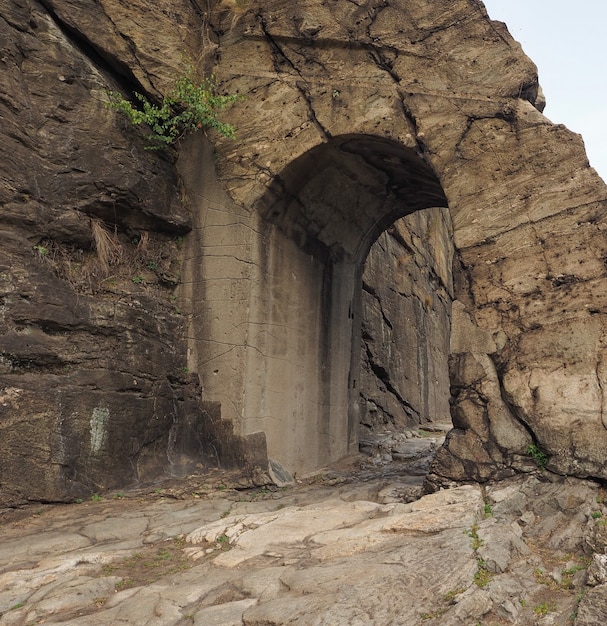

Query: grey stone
193,599,258,625
575,584,607,626
0,474,601,625
268,458,295,488
587,554,607,586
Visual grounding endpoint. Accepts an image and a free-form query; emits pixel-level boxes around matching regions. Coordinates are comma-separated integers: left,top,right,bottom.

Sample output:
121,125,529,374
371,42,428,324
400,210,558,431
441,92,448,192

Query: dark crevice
361,280,379,300
361,3,403,86
186,0,207,20
364,43,401,83
35,0,152,102
364,342,414,412
408,13,477,46
244,32,423,56
360,391,418,426
362,281,394,331
257,14,331,141
488,352,547,456
399,98,432,161
385,224,416,256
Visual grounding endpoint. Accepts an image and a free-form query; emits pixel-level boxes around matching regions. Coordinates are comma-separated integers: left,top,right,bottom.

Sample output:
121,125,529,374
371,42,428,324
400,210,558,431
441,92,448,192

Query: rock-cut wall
0,0,262,505
360,209,453,433
2,0,607,504
198,0,607,484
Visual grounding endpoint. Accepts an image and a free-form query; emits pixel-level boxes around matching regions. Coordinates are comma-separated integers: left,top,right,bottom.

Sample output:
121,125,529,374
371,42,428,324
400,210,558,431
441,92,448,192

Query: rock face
360,208,453,432
1,473,604,625
2,0,607,502
197,0,607,482
0,0,260,505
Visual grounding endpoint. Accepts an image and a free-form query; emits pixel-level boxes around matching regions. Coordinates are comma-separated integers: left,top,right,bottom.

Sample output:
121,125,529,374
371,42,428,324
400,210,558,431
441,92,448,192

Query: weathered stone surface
576,585,607,626
587,554,607,586
360,209,453,432
0,0,269,505
0,475,603,625
191,0,607,482
3,0,607,501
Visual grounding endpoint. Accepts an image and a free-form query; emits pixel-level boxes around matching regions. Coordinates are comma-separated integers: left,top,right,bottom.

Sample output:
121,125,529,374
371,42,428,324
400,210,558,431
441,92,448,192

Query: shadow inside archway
246,134,453,476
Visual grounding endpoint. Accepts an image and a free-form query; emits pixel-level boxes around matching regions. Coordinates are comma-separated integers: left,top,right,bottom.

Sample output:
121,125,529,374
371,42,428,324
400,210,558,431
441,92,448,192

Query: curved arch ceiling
256,134,448,262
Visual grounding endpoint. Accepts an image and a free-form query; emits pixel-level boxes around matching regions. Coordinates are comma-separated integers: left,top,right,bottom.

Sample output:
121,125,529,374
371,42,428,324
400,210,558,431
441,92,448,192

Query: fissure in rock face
2,0,607,505
360,208,453,434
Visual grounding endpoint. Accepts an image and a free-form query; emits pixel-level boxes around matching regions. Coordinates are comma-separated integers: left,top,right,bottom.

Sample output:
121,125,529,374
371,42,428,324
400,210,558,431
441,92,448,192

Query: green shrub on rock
107,70,238,149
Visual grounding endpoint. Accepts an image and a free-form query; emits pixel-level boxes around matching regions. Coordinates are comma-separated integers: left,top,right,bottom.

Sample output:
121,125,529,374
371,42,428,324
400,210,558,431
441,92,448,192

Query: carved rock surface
360,208,453,432
3,0,607,502
203,0,607,481
0,0,239,505
0,474,602,625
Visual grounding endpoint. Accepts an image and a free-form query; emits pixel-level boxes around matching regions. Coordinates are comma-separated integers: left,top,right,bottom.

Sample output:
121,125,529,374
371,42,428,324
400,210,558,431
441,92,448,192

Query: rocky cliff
2,0,607,504
0,0,257,504
360,208,453,432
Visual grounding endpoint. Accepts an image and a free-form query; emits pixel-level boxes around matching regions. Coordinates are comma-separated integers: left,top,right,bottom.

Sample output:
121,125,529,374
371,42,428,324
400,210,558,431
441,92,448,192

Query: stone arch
180,134,452,476
181,0,607,484
251,135,451,473
256,134,448,264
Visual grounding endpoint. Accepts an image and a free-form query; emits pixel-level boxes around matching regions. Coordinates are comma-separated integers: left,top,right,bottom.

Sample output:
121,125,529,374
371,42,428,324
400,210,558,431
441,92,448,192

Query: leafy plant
466,524,484,550
106,69,239,150
533,601,555,617
527,443,548,469
474,557,493,588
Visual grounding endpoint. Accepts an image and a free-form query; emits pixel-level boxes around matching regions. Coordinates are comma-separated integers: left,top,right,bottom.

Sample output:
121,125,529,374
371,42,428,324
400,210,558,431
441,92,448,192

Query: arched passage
243,134,450,474
360,208,454,437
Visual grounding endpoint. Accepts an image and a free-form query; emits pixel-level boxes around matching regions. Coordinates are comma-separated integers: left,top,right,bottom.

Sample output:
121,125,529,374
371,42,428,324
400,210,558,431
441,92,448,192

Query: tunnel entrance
359,208,454,463
248,134,452,476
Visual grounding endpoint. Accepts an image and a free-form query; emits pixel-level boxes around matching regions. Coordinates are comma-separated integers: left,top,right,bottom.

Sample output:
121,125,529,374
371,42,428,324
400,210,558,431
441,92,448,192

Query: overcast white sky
482,0,607,180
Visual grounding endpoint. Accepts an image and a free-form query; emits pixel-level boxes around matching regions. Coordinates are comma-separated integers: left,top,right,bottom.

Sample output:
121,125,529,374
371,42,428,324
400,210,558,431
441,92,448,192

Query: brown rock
3,0,607,503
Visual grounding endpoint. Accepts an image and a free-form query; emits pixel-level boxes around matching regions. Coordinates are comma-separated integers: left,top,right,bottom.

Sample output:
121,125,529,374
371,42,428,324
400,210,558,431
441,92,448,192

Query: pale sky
482,0,607,180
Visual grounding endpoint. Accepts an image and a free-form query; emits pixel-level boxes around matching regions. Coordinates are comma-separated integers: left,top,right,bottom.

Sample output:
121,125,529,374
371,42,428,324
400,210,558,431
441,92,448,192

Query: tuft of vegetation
533,601,556,617
466,524,484,551
106,69,239,150
474,557,493,588
102,538,193,591
527,443,549,469
443,588,466,603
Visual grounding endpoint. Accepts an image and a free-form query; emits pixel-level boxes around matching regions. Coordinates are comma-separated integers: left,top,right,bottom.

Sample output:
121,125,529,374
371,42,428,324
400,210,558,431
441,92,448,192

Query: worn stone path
1,433,607,625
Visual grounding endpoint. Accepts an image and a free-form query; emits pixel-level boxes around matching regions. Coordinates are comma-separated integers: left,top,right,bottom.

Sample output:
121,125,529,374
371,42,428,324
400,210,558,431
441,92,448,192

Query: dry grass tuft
137,230,150,253
91,218,122,276
221,0,250,28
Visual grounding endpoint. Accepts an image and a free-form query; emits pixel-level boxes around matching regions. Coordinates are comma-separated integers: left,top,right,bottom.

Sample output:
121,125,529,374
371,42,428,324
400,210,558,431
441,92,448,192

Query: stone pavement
1,435,607,625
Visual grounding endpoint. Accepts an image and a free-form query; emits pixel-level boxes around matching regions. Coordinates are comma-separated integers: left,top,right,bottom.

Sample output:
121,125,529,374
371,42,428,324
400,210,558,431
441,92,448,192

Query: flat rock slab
0,474,603,625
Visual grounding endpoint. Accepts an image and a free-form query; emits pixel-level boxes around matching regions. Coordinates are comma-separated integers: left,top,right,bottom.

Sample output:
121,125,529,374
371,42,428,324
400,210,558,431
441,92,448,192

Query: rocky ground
1,429,607,626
